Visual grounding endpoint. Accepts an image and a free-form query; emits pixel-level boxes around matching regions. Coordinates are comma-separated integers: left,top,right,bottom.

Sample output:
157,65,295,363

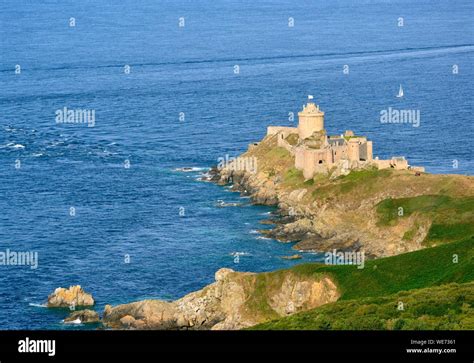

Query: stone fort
262,97,424,179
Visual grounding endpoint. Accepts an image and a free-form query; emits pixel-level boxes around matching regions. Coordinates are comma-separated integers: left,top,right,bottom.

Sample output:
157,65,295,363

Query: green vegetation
241,237,473,328
312,168,392,198
377,195,474,245
402,223,419,240
285,238,473,300
264,146,291,160
428,223,474,243
246,273,289,321
343,135,361,141
285,133,299,146
250,282,474,330
248,238,473,330
283,167,305,187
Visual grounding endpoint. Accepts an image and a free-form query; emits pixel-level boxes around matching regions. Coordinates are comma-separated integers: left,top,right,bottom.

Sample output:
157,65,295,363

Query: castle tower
298,96,325,140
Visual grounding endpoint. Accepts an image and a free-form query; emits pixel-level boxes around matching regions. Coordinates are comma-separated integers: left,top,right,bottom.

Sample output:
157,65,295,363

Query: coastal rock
102,268,339,330
64,309,99,324
268,274,340,315
47,285,95,308
215,267,234,281
281,254,302,260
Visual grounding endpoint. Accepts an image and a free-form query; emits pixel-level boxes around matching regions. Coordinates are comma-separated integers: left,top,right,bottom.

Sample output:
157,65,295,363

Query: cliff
102,268,339,330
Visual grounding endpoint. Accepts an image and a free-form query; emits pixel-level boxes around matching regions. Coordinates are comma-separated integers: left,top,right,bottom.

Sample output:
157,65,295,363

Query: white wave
32,152,44,157
174,167,208,172
215,200,241,207
0,142,25,149
255,236,271,240
62,318,82,325
29,303,47,308
249,229,259,234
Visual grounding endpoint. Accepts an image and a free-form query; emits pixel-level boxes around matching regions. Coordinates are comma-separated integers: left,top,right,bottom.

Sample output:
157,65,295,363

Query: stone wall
267,126,297,137
277,135,296,154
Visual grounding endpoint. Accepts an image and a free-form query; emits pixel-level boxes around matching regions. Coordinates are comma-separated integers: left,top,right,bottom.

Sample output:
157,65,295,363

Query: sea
0,0,472,329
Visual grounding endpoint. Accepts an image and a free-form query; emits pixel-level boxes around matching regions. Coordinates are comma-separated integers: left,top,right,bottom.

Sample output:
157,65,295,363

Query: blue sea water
0,0,473,329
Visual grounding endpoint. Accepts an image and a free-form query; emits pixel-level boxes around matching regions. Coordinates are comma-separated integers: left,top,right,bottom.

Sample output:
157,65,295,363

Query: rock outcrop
47,285,95,308
64,309,99,323
102,268,340,330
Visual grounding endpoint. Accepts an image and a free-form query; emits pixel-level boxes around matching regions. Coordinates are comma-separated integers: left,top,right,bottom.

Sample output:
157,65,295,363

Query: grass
283,167,305,187
250,281,474,330
311,168,392,198
285,133,299,146
286,237,474,301
245,272,287,321
376,195,474,245
265,146,291,160
240,237,473,327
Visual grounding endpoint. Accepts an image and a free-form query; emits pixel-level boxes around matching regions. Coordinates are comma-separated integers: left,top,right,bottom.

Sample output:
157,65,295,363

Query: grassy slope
377,195,474,246
242,238,473,324
251,281,474,330
279,238,472,301
248,238,473,330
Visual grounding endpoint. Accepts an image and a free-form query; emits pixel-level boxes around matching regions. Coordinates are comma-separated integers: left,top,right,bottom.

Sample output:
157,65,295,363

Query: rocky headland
208,133,473,258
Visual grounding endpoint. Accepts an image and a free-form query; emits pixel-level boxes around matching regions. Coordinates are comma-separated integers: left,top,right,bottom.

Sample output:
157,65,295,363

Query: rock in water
47,285,95,308
281,254,302,260
64,309,99,323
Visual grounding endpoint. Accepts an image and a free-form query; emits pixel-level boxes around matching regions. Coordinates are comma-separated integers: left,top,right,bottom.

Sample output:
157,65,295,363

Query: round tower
297,97,325,140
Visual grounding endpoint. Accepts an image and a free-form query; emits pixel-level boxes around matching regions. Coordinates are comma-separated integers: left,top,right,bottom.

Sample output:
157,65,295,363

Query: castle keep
264,97,424,179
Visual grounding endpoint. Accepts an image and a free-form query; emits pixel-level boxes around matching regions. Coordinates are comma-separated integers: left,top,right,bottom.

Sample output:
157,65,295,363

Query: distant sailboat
396,84,404,98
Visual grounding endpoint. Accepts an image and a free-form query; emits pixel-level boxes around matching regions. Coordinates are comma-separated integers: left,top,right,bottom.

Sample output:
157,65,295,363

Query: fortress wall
359,142,368,161
302,151,316,179
393,158,408,170
266,126,297,137
302,149,329,179
331,145,347,164
295,147,305,170
247,143,259,151
374,158,409,170
348,141,360,161
374,159,391,169
277,136,295,154
366,141,373,161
